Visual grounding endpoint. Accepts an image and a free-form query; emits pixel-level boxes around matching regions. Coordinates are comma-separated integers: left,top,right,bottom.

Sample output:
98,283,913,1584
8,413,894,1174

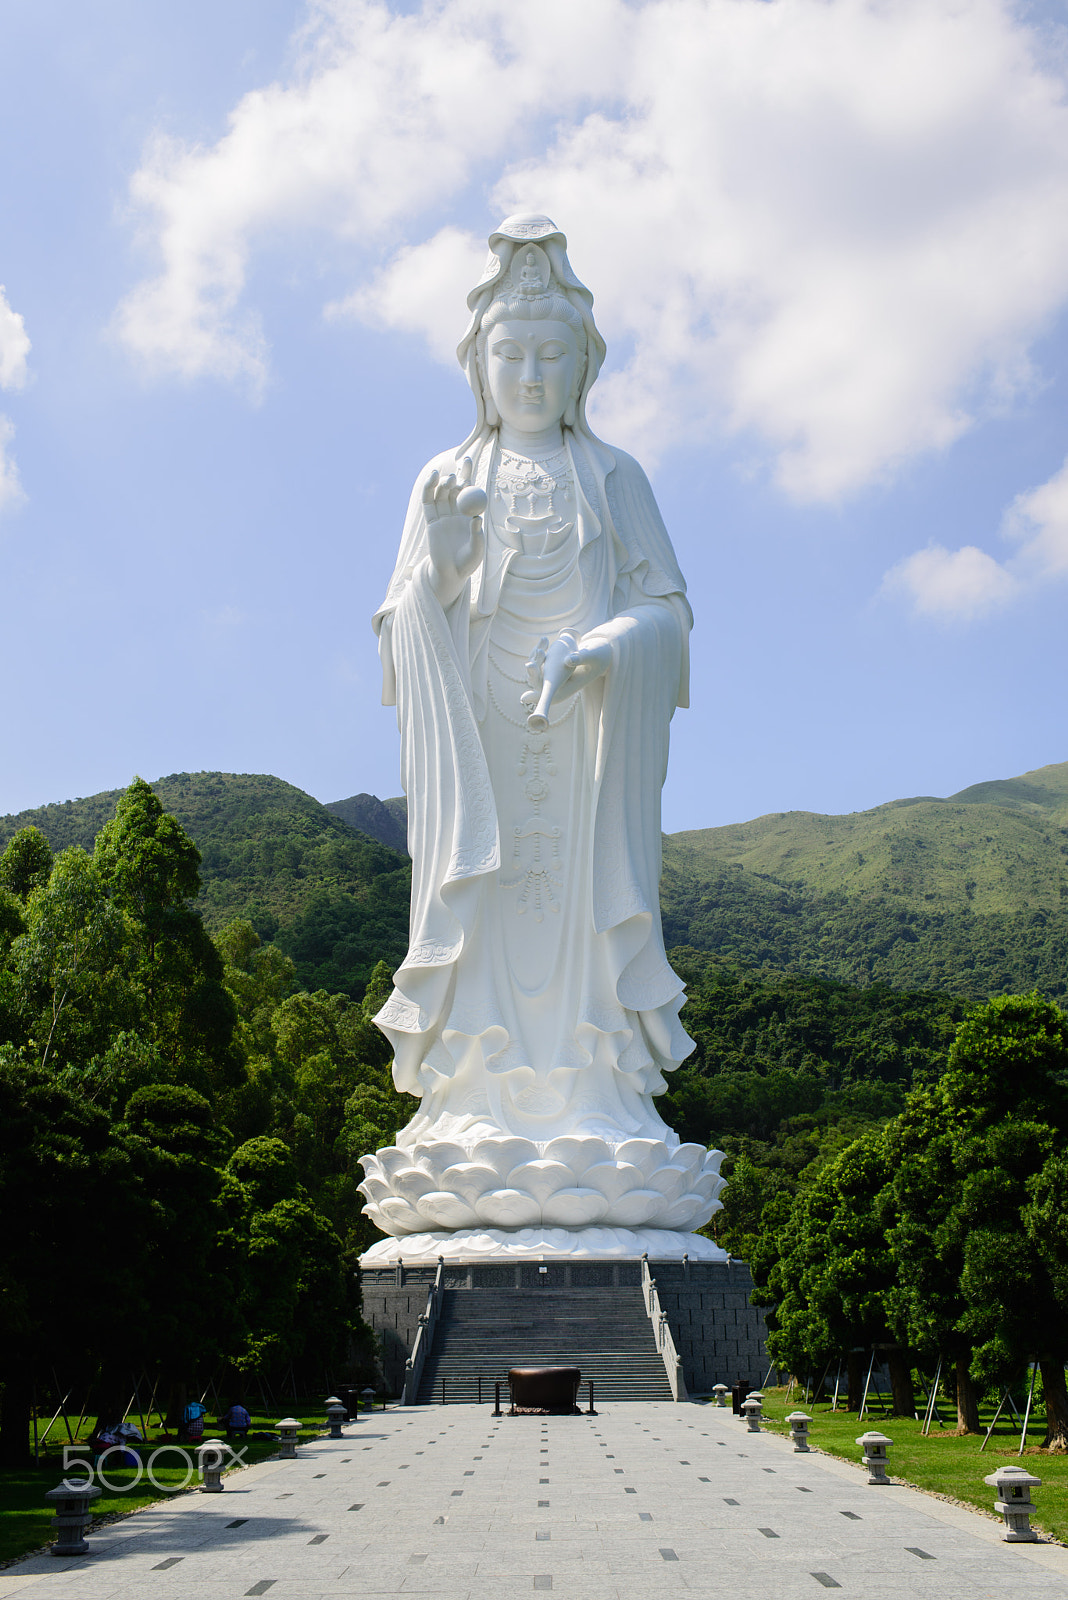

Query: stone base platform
361,1255,768,1399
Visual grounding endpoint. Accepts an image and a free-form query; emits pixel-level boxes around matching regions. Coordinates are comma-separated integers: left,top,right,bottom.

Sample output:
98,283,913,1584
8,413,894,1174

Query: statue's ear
563,353,586,428
477,352,499,426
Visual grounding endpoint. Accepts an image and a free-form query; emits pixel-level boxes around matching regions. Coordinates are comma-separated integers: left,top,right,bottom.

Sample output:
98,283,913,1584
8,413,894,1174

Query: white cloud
883,543,1019,621
116,0,1068,499
328,226,486,364
885,452,1068,621
0,286,30,392
0,289,30,515
0,416,26,516
1003,455,1068,576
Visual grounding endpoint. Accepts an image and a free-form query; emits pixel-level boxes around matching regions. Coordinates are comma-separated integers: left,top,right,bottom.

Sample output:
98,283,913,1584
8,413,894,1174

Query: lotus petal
606,1188,664,1226
645,1168,687,1203
675,1141,715,1171
471,1136,539,1174
436,1162,502,1204
541,1136,608,1178
474,1188,541,1227
541,1188,609,1226
391,1166,441,1202
375,1146,412,1179
663,1193,716,1229
377,1197,423,1232
613,1139,669,1175
415,1191,481,1228
691,1171,727,1203
581,1161,644,1205
410,1140,469,1172
357,1176,393,1206
505,1160,574,1204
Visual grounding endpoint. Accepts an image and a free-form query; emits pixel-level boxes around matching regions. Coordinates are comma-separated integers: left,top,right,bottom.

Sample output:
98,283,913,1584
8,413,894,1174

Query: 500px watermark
62,1441,248,1493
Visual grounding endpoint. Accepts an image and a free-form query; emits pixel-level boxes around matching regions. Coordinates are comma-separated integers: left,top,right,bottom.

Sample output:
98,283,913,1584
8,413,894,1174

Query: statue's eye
541,344,568,361
495,343,523,361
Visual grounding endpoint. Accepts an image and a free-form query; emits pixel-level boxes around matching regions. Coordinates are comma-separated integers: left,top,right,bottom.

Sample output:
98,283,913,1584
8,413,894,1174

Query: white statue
359,215,726,1262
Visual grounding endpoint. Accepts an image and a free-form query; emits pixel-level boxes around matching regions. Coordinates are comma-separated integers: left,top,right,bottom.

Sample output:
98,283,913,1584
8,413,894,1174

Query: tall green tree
890,995,1068,1446
0,827,53,901
759,1129,915,1414
225,1137,358,1378
14,848,127,1069
93,779,239,1094
0,1057,145,1466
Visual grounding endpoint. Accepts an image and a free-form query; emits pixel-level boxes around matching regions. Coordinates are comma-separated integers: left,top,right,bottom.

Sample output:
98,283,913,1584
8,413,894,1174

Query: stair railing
640,1255,688,1403
401,1256,445,1405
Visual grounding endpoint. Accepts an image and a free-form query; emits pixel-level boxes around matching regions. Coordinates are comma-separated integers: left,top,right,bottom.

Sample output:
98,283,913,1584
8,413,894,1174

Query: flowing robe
363,427,723,1240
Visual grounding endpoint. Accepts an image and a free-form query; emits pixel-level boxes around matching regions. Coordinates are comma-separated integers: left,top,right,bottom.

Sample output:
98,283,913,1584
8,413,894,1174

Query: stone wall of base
360,1257,767,1399
360,1281,431,1395
647,1261,768,1395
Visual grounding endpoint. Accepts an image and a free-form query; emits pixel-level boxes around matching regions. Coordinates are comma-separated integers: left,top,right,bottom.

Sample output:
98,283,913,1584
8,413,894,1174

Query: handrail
640,1255,688,1402
400,1257,445,1405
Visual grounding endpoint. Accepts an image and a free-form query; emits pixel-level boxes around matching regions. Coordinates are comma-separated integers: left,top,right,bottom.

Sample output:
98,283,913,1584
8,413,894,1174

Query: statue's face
485,319,582,433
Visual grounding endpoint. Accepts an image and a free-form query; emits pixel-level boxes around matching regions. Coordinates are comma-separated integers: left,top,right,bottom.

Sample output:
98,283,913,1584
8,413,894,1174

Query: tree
761,1130,915,1414
94,779,239,1094
891,995,1068,1446
886,1109,982,1433
13,848,127,1069
0,827,53,901
225,1137,357,1379
0,1057,144,1466
120,1084,237,1382
93,779,200,956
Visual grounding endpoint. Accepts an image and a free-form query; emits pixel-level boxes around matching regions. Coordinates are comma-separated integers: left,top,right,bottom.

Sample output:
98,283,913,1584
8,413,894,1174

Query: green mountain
0,771,411,998
665,760,1068,914
325,792,408,855
4,759,1068,1003
660,760,1068,1000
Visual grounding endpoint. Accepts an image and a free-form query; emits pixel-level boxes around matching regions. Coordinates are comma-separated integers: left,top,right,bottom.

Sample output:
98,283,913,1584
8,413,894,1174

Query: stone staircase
416,1285,673,1403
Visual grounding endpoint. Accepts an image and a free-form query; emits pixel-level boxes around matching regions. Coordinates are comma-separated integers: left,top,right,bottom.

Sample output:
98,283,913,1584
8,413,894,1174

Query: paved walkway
3,1401,1068,1599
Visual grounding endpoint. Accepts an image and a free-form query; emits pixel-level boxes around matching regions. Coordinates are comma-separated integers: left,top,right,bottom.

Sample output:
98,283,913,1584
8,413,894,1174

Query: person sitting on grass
222,1399,251,1441
182,1399,206,1443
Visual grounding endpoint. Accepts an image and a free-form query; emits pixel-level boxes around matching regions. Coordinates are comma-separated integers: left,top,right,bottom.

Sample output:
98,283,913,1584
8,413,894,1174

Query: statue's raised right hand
424,458,486,607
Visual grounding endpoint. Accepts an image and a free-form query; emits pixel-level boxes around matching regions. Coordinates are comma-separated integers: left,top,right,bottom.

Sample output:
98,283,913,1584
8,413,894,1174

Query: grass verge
743,1386,1068,1544
0,1399,380,1566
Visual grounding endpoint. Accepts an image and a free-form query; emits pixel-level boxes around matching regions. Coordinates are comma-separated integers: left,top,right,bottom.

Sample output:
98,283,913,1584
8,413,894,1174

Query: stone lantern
712,1384,729,1408
198,1439,226,1492
45,1482,101,1556
741,1396,763,1432
855,1431,893,1484
786,1411,812,1452
361,1386,376,1411
325,1397,347,1439
277,1417,301,1459
983,1465,1042,1542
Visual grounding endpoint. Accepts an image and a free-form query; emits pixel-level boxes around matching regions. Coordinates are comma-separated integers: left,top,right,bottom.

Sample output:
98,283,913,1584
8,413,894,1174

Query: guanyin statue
359,214,726,1262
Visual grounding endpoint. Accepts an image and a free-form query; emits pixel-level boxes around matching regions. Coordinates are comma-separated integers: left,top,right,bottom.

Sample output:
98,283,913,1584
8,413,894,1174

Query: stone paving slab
3,1401,1068,1599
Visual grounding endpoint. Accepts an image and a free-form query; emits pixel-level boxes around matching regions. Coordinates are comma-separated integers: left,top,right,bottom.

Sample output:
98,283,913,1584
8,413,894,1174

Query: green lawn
732,1386,1068,1544
0,1398,382,1566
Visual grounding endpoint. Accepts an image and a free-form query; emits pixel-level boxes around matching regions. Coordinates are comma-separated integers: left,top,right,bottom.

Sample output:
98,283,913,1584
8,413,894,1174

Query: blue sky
2,0,1068,833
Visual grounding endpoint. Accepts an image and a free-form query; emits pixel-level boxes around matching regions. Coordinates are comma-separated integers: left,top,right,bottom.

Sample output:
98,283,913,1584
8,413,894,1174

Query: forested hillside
661,758,1068,1000
0,773,410,998
6,761,1066,1003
